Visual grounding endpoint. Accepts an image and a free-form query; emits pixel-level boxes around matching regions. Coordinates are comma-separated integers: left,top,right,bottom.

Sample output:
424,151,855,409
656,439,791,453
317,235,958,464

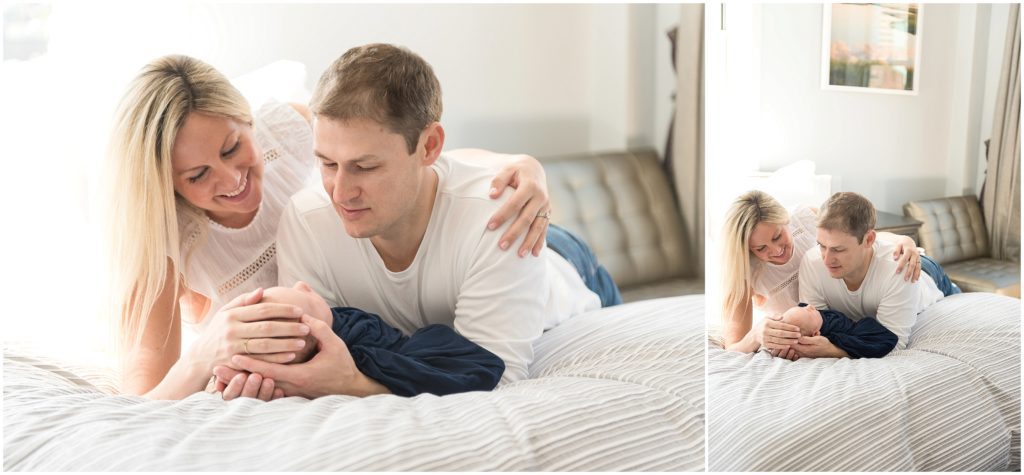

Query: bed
707,292,1021,471
4,295,704,471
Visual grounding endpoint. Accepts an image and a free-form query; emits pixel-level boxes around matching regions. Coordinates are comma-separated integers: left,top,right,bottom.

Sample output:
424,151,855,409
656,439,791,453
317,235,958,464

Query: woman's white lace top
177,101,316,331
751,205,818,316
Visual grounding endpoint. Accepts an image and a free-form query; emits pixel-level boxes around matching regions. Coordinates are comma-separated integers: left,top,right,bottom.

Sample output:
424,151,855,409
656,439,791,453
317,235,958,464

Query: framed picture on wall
821,3,922,95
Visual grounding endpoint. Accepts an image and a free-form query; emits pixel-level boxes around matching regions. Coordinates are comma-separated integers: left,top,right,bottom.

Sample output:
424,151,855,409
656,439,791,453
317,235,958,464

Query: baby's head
260,281,333,327
781,303,823,337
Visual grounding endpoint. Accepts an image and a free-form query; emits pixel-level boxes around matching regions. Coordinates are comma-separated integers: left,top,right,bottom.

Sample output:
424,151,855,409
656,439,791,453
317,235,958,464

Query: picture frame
821,3,923,95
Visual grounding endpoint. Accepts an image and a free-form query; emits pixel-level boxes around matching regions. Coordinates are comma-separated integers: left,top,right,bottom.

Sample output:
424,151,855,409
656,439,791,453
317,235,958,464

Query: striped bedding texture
4,295,704,471
708,292,1021,471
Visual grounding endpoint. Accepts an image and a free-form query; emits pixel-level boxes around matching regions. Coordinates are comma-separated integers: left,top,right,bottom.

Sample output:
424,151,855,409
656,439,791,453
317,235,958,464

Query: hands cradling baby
765,304,826,361
213,284,333,401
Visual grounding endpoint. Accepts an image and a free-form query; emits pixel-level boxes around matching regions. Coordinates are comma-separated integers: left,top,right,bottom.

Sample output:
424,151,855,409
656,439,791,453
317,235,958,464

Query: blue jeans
920,255,961,296
546,224,623,307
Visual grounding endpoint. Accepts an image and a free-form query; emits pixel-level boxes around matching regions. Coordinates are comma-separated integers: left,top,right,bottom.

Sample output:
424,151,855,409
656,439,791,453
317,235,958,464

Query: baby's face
781,303,823,337
260,281,333,326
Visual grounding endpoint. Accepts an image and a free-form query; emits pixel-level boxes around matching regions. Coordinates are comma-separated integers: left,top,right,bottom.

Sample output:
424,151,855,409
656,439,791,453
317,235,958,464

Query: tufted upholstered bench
540,148,702,302
903,195,1020,294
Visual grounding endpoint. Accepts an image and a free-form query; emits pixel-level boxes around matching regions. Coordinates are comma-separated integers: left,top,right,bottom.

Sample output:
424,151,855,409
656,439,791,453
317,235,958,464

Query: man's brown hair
310,43,442,154
817,192,877,243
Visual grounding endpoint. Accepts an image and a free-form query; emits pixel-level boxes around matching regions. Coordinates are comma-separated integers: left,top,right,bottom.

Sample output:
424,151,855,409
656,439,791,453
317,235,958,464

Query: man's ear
813,330,821,337
418,122,445,166
863,229,876,247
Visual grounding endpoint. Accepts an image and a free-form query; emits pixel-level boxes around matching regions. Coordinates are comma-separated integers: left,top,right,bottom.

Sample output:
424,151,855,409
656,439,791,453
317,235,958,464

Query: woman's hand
757,314,802,351
183,288,311,375
891,235,922,282
230,315,391,398
486,154,551,257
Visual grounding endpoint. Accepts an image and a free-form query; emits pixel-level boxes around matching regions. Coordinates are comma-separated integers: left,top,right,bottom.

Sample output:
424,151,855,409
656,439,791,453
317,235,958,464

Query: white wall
189,3,666,156
720,3,1009,214
654,3,683,159
977,3,1012,193
0,2,676,355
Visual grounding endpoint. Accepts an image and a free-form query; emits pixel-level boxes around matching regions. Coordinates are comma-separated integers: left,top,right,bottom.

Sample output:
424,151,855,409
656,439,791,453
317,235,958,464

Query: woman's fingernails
500,241,510,250
300,325,310,334
489,187,498,196
488,221,497,230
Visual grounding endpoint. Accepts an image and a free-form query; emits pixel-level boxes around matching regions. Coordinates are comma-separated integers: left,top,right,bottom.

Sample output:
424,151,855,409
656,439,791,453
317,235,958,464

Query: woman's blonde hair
719,190,789,321
105,55,251,353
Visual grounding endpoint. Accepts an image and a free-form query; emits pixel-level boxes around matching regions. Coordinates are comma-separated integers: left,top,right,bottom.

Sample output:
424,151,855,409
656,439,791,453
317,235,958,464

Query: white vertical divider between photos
704,1,723,328
704,1,761,328
703,6,723,471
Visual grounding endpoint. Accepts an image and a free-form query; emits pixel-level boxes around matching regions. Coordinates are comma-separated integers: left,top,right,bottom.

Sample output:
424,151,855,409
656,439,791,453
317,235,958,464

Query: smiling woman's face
748,221,794,265
171,112,264,228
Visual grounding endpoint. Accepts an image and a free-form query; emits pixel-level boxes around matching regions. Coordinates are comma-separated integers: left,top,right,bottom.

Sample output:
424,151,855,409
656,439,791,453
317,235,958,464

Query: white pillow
745,160,831,210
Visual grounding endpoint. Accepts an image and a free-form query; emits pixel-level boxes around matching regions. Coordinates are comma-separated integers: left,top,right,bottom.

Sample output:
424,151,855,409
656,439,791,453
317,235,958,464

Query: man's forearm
346,372,391,397
445,148,516,169
825,341,849,358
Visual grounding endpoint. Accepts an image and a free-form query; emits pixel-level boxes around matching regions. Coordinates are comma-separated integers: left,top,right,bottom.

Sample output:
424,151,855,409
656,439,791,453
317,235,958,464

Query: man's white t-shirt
276,154,600,383
798,238,943,349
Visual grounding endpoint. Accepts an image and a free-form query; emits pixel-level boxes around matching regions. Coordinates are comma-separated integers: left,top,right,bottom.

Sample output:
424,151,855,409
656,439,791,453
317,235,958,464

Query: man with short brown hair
816,191,876,244
259,43,618,392
309,43,443,156
797,192,957,355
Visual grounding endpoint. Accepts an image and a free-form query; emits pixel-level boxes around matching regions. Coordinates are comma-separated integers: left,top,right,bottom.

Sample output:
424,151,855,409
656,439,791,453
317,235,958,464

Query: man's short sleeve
873,273,921,349
276,191,341,307
798,247,828,310
451,226,548,384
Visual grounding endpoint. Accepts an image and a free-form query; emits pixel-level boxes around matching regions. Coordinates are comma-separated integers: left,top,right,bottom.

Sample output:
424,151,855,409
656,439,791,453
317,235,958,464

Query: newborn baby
778,303,897,358
224,281,505,397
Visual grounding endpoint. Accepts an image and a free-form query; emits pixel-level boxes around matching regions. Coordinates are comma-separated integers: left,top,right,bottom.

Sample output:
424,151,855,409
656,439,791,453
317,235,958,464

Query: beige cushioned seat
541,148,702,301
903,196,1020,293
941,259,1021,293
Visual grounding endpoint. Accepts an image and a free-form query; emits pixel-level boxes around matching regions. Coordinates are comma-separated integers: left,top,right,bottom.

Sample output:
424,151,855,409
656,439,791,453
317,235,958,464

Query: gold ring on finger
243,338,251,355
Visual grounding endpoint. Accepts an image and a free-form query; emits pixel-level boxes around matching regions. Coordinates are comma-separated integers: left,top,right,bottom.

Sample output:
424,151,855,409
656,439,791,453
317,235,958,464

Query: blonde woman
107,55,553,401
719,190,922,358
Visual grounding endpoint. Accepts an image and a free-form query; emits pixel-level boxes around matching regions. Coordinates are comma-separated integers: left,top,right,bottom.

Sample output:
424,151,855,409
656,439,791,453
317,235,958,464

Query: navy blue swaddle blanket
818,308,898,359
330,307,505,397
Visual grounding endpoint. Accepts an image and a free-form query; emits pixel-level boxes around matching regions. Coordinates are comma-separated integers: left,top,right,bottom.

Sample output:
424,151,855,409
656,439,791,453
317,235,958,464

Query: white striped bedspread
4,295,704,471
708,292,1021,471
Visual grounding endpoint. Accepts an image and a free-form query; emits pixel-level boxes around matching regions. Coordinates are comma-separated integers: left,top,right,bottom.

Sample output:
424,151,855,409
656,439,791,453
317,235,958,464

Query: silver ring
537,210,551,220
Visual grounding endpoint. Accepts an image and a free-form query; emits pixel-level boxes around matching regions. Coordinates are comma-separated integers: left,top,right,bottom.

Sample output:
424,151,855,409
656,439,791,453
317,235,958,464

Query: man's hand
792,335,848,358
227,315,391,398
